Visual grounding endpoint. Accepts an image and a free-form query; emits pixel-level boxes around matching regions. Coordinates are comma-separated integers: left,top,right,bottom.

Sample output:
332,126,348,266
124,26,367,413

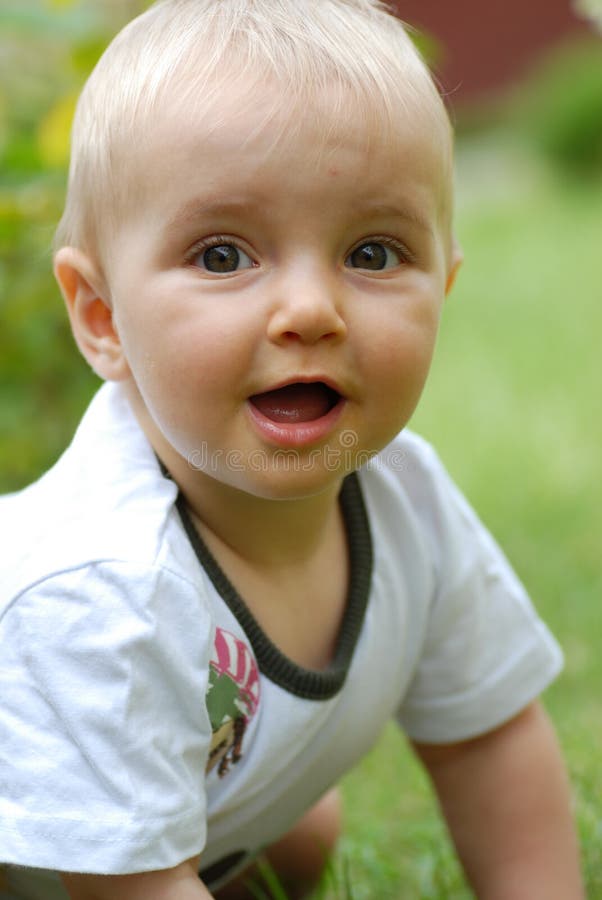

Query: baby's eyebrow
164,196,434,237
165,196,256,234
356,202,434,235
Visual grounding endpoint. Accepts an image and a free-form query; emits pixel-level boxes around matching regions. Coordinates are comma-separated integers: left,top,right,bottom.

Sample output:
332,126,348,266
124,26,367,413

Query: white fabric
0,383,563,897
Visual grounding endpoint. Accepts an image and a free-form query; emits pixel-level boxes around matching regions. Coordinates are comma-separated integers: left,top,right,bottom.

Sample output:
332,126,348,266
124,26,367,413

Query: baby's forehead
137,70,451,189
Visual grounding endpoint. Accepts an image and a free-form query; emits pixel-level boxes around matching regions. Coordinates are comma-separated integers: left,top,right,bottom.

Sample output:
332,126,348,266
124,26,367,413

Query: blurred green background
1,2,601,897
0,0,145,488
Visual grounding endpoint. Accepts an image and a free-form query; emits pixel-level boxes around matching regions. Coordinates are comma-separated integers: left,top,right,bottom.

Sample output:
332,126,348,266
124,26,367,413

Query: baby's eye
345,241,405,271
193,242,255,274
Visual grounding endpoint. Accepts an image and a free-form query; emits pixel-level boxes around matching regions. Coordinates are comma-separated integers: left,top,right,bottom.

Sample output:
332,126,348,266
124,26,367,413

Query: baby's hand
61,855,213,900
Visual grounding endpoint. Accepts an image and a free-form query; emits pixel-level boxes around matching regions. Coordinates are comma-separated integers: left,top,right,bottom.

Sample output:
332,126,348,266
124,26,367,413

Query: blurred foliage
573,0,602,32
515,39,602,177
0,0,148,490
407,28,445,73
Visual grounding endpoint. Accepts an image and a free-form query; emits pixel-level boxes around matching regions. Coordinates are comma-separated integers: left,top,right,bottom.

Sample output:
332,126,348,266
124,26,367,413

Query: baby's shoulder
361,428,455,515
0,385,194,613
0,475,186,617
358,428,483,569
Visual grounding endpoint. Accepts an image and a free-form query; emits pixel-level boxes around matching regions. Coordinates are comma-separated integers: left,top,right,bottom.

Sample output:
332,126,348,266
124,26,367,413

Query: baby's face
103,80,458,500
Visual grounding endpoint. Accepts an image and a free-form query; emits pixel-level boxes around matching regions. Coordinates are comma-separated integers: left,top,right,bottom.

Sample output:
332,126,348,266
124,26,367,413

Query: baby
0,1,583,898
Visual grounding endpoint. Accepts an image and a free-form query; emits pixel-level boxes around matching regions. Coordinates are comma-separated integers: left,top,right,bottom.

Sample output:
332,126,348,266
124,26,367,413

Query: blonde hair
55,0,453,258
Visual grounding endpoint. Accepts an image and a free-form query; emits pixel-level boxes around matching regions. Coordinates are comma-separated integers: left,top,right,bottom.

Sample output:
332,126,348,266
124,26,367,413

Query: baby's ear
445,238,463,297
54,247,130,382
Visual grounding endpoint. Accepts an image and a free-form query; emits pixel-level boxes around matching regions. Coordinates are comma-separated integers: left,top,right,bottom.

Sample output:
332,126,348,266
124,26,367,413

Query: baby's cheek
368,322,435,381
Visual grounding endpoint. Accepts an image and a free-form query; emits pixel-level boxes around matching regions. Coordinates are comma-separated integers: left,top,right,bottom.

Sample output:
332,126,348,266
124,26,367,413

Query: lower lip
246,398,347,448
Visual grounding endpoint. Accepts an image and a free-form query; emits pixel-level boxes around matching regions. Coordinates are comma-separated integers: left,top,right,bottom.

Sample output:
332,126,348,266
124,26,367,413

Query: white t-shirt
0,384,562,897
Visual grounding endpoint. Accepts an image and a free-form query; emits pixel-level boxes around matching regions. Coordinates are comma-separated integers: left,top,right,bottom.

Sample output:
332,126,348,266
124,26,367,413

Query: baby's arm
412,701,583,899
61,856,214,900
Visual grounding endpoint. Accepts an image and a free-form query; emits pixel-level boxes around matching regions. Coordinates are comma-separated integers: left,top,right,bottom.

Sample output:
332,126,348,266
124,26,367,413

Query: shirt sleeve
0,560,214,874
396,439,563,744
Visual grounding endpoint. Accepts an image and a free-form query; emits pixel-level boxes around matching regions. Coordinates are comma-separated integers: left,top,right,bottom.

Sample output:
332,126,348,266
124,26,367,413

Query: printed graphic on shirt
206,627,260,777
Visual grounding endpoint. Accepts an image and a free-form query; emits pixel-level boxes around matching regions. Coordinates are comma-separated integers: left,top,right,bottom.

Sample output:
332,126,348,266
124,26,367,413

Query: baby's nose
266,269,347,345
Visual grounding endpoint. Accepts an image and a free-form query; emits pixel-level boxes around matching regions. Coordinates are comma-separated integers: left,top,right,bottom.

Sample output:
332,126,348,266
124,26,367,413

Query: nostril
280,329,340,341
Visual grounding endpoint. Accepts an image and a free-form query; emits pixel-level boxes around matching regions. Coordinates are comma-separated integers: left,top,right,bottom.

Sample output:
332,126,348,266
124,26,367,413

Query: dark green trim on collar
176,474,372,700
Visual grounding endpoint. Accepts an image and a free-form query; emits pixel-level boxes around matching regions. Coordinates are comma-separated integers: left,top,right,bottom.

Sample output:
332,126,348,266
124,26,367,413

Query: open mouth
249,381,342,424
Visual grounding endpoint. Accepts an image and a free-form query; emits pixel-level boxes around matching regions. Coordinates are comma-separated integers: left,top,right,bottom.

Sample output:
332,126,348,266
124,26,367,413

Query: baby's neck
182,472,344,570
